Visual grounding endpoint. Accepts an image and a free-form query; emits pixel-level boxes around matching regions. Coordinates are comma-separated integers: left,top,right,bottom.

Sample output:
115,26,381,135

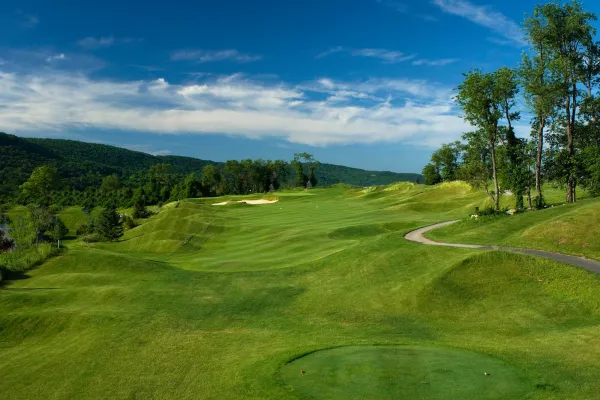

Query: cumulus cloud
431,0,525,46
0,69,468,147
171,49,262,63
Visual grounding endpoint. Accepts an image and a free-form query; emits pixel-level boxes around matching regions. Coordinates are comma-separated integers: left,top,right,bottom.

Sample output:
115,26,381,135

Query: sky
1,0,595,173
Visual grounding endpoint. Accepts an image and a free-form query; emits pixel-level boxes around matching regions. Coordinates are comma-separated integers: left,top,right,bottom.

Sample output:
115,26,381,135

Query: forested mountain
0,132,421,203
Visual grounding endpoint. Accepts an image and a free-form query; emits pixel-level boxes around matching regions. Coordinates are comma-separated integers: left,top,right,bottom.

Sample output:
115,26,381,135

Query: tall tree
422,163,442,185
29,206,54,242
201,164,222,196
20,165,61,206
456,69,519,210
182,173,201,199
520,7,560,206
430,141,463,182
540,1,596,202
291,155,307,188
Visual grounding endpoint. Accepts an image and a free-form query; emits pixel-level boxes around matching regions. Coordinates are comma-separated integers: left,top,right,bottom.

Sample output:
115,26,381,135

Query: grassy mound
428,199,600,260
3,183,600,399
418,251,600,332
281,345,532,400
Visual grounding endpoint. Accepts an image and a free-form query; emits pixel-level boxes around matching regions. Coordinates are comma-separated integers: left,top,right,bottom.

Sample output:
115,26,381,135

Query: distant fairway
2,183,600,399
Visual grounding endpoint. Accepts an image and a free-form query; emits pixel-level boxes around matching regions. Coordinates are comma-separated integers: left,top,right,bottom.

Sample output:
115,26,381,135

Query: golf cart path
405,220,600,275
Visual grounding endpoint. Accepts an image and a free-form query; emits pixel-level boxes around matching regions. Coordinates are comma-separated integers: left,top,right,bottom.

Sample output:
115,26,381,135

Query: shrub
132,199,150,219
122,215,137,230
0,243,58,276
0,213,11,225
49,204,62,214
76,218,96,236
81,233,102,243
534,195,546,209
76,224,89,236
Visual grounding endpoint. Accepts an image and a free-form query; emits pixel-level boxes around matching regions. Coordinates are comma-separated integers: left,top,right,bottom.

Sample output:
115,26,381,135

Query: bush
76,224,89,236
0,213,11,225
0,243,58,276
132,200,150,219
76,218,96,236
122,215,137,230
478,205,501,216
49,204,62,214
81,233,102,243
534,195,546,209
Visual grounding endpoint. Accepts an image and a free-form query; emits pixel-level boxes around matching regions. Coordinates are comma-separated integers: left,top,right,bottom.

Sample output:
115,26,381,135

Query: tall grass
0,243,58,280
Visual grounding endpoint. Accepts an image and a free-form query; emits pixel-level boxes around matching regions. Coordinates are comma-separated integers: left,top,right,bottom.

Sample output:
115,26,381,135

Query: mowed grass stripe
1,183,600,399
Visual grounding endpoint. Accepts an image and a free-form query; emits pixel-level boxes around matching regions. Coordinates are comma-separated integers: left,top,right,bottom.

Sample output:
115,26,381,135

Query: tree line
423,1,600,210
9,153,320,210
0,153,319,278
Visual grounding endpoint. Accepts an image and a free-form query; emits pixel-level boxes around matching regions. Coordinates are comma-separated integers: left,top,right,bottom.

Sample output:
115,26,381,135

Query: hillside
2,183,600,398
0,132,421,201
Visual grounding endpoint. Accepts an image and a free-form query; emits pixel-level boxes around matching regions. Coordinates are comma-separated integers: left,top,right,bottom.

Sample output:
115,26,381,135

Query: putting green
281,346,532,400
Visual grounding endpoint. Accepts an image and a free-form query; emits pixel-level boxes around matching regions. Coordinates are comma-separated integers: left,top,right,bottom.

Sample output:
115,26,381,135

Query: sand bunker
237,199,279,205
212,199,279,206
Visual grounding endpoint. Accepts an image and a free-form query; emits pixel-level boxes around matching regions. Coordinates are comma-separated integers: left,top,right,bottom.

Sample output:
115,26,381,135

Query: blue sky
1,0,591,172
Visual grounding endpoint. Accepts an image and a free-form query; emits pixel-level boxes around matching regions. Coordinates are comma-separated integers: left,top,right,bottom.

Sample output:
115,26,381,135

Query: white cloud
171,49,262,63
317,47,416,64
76,36,142,49
412,58,458,66
317,47,457,67
45,53,66,63
351,48,416,63
150,149,172,156
0,69,468,147
487,37,514,46
315,46,345,59
77,36,116,49
431,0,525,46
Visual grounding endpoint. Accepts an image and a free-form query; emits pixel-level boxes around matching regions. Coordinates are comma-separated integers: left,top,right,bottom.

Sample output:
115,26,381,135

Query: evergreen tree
96,206,123,241
132,195,149,219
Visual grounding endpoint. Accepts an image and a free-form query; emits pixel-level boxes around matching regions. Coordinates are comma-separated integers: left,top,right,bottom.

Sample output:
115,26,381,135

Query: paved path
404,220,600,275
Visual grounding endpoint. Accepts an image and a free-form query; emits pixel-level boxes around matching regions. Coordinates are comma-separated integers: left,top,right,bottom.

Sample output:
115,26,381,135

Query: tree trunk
490,136,500,211
565,87,575,203
571,83,578,203
536,118,544,201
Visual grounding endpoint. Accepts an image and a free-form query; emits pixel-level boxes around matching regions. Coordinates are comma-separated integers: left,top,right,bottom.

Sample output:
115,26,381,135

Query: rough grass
428,197,600,260
1,183,600,399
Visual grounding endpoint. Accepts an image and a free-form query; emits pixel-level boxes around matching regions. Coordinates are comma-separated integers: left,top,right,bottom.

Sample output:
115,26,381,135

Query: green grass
281,345,532,399
428,196,600,260
2,182,600,399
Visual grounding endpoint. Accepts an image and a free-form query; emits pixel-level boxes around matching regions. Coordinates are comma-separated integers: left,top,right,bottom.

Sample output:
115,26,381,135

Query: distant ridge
0,132,422,200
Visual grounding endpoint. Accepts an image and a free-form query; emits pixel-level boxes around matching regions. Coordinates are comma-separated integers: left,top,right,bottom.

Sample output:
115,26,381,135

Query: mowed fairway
3,183,600,399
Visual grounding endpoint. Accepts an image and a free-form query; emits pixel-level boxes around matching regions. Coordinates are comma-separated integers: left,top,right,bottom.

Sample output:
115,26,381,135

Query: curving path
404,220,600,275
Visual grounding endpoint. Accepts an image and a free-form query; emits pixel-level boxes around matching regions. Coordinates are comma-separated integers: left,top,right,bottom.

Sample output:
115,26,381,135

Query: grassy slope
2,183,600,399
428,192,600,260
